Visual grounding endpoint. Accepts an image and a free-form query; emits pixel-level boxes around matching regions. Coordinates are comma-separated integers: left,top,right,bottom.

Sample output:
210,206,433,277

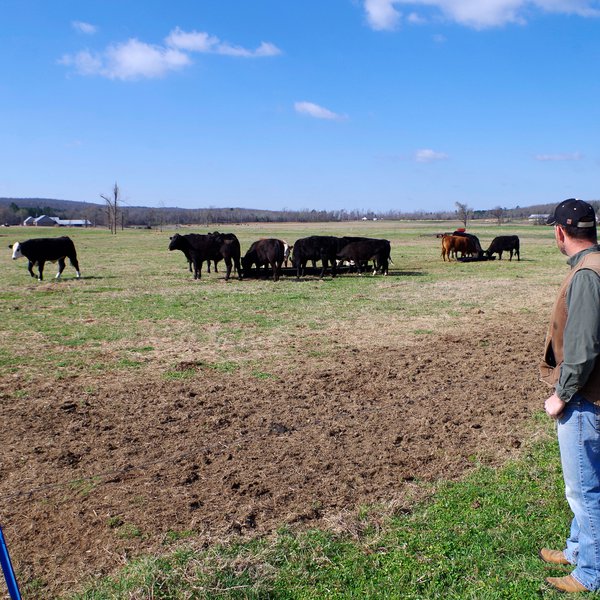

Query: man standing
539,198,600,593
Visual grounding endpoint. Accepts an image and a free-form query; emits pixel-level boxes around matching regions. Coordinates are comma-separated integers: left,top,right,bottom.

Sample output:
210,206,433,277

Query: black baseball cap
547,198,596,228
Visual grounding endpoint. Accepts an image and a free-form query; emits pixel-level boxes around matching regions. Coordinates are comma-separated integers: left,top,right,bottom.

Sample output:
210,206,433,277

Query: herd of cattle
7,229,520,282
167,232,393,281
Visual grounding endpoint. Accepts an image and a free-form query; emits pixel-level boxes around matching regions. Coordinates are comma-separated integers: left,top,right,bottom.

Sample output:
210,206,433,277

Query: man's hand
545,393,566,419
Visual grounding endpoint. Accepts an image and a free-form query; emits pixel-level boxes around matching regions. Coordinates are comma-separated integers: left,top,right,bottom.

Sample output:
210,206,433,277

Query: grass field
0,220,581,598
0,221,562,378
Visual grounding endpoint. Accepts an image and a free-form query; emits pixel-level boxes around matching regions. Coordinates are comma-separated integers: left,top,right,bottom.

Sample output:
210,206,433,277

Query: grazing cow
452,231,483,256
441,235,478,261
9,236,81,280
336,236,384,272
336,238,392,275
292,236,341,279
486,235,520,261
168,232,241,280
242,238,285,281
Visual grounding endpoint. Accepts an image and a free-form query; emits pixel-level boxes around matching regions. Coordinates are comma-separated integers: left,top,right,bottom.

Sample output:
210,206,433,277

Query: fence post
0,526,21,600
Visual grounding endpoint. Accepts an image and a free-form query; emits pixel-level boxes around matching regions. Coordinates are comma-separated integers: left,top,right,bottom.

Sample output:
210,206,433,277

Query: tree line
2,196,599,229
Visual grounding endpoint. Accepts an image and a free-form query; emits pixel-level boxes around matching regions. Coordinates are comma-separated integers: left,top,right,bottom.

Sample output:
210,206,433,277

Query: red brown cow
441,235,477,261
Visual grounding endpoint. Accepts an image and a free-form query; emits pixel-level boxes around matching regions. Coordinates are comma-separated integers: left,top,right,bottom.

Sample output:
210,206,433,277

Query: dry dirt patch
0,313,548,598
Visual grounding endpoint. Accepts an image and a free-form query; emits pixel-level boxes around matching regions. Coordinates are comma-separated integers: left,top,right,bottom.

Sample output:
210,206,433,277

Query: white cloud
294,101,346,120
364,0,403,30
165,28,219,52
415,148,448,162
72,21,97,35
60,27,281,80
58,50,103,76
165,27,281,57
59,39,190,80
535,152,583,161
104,39,191,80
363,0,600,30
217,41,281,58
407,11,427,23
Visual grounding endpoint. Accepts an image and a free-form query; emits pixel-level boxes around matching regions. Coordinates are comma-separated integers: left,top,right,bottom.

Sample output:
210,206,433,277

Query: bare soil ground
0,312,548,598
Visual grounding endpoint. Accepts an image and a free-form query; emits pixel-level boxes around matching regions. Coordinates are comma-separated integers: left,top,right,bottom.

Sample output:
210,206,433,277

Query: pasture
0,221,568,598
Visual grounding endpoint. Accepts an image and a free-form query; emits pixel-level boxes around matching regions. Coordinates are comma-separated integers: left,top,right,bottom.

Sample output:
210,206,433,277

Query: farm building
55,219,92,227
29,215,58,226
528,213,550,224
23,215,92,227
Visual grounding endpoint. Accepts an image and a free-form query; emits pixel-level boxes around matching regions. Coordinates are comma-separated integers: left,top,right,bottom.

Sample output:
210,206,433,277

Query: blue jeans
558,394,600,591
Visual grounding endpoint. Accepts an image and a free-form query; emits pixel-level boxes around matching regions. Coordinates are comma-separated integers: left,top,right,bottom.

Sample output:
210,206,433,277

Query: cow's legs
318,259,327,279
224,257,233,281
69,255,81,278
192,258,201,279
27,260,36,278
380,258,389,275
37,260,45,281
56,257,66,278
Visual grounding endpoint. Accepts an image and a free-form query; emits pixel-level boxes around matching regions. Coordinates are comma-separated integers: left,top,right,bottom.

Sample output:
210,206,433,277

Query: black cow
9,236,81,280
452,230,484,257
173,233,209,275
209,232,242,280
486,235,520,261
292,236,340,279
337,238,392,275
336,236,378,272
242,238,285,281
168,233,242,280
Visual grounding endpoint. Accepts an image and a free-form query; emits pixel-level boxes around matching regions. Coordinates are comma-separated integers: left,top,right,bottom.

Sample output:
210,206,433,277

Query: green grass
67,425,576,599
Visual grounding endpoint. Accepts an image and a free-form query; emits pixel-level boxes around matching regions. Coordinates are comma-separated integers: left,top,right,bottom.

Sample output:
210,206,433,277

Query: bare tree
100,183,120,234
455,202,471,228
490,206,505,225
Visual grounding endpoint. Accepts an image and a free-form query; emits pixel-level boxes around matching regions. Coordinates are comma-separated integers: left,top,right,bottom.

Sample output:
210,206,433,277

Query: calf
336,238,392,275
242,238,285,281
441,235,477,261
9,236,81,280
292,236,340,279
486,235,520,261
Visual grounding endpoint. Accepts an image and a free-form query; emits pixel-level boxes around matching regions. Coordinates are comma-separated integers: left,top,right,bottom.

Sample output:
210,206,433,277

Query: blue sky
1,0,600,213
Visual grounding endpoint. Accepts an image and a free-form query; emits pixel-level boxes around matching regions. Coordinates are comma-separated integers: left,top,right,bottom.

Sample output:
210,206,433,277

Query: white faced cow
9,236,81,281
